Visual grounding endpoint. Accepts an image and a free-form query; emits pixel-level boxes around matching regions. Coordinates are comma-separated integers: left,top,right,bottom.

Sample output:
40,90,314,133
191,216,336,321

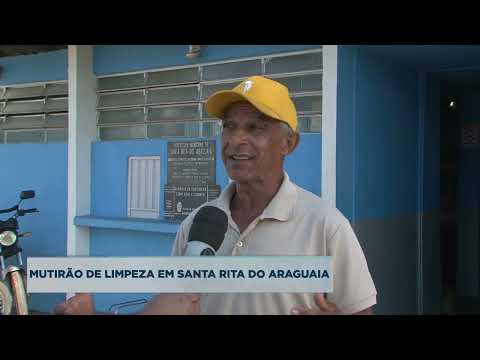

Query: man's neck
230,171,285,215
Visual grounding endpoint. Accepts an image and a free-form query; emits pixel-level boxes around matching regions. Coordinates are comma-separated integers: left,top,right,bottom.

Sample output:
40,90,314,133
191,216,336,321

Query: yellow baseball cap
205,75,298,131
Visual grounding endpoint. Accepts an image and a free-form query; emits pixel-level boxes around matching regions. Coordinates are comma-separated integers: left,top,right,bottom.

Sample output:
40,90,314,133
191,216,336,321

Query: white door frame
67,45,97,299
321,45,338,207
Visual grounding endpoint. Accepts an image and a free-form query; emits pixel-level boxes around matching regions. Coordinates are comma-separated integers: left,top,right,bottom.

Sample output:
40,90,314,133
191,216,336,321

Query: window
128,156,161,219
0,81,68,144
147,104,199,122
96,48,322,140
265,52,322,74
202,59,262,81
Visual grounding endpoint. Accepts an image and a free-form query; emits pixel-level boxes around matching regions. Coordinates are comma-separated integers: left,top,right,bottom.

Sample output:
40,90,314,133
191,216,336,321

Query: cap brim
205,90,282,123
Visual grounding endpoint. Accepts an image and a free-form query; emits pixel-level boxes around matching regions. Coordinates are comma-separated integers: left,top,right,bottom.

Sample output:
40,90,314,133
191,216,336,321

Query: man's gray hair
279,121,297,140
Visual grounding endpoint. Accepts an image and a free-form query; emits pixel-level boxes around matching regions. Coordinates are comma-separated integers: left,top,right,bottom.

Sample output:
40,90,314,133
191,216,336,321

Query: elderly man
55,76,376,315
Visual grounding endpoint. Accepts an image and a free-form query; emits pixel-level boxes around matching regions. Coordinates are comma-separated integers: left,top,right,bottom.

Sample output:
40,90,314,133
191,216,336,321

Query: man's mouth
229,154,253,161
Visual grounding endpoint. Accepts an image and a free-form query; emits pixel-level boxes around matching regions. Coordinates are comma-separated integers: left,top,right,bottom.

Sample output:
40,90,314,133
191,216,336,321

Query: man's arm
325,219,377,314
290,293,374,315
290,215,377,316
54,293,201,315
137,293,200,315
354,307,373,315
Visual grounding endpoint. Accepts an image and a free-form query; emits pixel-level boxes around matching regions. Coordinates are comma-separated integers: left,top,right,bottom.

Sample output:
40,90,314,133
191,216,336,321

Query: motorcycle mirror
20,191,35,200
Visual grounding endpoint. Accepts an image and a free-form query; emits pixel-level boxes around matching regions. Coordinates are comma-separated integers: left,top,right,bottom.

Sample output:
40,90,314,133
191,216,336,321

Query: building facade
1,45,479,314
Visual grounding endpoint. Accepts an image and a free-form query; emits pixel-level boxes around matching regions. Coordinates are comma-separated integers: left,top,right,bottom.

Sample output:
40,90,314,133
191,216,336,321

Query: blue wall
0,51,69,313
337,46,423,314
91,134,321,219
337,46,420,222
94,45,321,75
0,49,68,85
337,46,443,221
336,46,357,221
0,144,67,313
362,45,480,72
354,48,419,221
89,134,321,311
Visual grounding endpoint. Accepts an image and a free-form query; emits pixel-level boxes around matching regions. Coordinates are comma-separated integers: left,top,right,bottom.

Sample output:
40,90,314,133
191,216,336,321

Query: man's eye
252,123,267,131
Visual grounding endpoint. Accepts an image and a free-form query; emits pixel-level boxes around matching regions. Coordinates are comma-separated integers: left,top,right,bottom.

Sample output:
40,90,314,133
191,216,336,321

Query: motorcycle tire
7,269,28,315
0,280,12,315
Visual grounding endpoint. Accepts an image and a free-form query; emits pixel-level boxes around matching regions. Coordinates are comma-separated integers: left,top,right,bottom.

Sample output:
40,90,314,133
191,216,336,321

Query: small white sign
27,256,332,293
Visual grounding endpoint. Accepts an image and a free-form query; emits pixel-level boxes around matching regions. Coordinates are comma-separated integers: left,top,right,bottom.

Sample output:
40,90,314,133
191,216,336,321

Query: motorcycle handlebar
0,205,18,214
17,208,38,216
22,208,37,214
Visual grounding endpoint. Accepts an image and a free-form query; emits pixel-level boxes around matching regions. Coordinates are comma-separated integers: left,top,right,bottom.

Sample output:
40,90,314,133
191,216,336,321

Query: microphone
184,206,228,256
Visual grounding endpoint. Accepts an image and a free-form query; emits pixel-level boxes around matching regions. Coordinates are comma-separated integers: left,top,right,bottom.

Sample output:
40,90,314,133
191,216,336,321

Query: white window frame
127,156,161,219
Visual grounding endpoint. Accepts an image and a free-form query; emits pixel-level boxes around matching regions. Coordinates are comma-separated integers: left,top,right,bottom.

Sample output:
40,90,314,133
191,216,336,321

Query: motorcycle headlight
0,231,17,247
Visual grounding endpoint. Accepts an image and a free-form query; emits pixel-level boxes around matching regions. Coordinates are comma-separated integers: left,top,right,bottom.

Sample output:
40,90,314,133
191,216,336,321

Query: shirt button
237,241,244,247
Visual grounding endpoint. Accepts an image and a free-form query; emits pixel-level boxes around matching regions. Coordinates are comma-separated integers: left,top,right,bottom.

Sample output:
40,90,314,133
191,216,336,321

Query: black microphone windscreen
188,206,228,251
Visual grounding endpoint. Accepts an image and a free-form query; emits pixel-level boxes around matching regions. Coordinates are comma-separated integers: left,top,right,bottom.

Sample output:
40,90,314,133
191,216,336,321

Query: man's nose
228,128,249,146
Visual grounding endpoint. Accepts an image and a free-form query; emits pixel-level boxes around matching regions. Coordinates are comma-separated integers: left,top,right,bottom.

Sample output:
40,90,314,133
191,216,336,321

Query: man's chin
227,171,256,184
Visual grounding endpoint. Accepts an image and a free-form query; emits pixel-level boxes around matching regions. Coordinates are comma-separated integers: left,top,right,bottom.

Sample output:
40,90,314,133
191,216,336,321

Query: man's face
221,102,290,184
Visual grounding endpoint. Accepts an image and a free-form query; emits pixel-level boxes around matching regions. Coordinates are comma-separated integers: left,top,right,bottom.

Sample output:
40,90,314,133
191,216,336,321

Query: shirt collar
215,171,297,222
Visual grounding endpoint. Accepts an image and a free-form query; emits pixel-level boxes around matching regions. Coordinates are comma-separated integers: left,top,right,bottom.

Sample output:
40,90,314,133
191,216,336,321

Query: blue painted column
336,46,421,314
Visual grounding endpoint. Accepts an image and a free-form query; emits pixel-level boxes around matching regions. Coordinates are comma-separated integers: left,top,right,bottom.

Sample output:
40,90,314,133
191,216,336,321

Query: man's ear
285,132,300,155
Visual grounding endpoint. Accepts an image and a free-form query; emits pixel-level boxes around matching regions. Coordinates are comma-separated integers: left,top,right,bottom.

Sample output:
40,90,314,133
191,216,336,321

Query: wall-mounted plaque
164,184,221,220
165,140,221,221
167,140,216,185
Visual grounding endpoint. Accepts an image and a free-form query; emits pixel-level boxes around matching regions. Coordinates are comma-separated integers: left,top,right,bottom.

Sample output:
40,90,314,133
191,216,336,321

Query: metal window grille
0,81,68,144
96,47,323,140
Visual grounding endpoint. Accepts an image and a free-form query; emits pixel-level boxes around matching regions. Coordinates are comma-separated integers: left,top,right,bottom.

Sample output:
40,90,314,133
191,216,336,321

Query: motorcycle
0,190,38,315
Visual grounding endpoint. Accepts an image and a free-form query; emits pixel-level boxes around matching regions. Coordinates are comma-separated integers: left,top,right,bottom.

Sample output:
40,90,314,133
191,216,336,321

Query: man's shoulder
293,184,349,228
